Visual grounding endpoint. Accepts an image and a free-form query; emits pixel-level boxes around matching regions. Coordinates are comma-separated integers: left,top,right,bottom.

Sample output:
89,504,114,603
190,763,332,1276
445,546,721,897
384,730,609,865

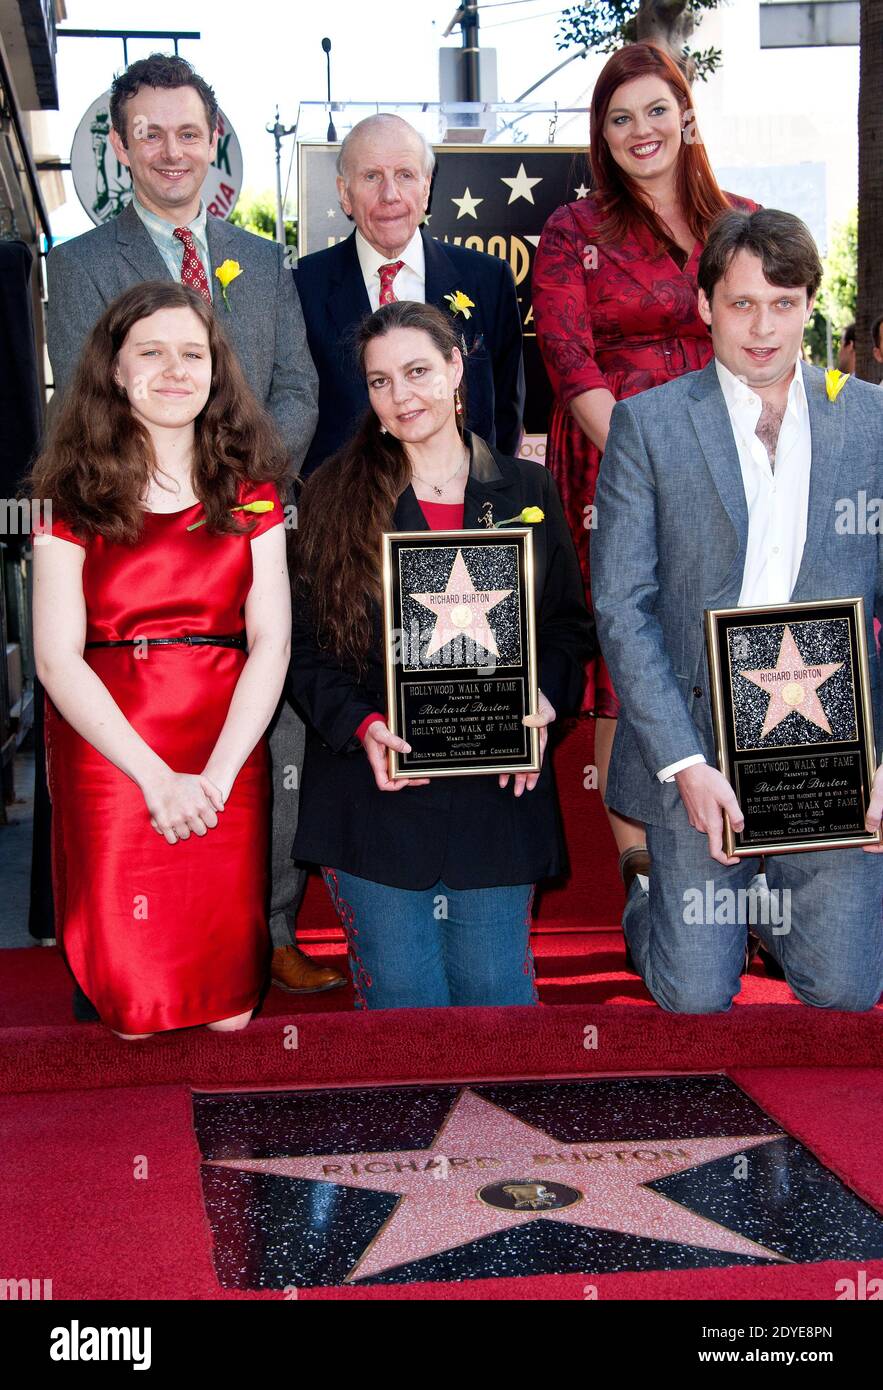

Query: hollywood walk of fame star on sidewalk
410,549,512,660
207,1089,789,1282
739,625,843,739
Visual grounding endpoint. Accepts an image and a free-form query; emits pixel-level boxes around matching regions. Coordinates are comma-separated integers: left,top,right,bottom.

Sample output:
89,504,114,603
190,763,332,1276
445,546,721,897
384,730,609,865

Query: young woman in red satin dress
30,282,291,1040
533,41,758,886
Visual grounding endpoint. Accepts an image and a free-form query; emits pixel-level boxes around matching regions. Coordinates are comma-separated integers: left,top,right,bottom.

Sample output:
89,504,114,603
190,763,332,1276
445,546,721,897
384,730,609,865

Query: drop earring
454,388,463,418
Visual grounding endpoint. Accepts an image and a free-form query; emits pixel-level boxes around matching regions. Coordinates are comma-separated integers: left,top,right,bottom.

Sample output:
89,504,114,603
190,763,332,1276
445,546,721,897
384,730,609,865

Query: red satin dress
533,191,758,716
44,481,283,1035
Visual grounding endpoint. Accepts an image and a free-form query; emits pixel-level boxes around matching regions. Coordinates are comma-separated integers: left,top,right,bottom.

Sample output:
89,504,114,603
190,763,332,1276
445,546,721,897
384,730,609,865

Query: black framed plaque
382,528,540,779
705,597,881,856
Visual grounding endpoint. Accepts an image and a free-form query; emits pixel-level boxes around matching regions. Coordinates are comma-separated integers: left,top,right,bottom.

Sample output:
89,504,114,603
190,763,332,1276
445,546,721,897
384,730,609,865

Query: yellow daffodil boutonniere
215,259,243,311
444,289,476,321
187,500,274,532
494,506,545,529
825,368,849,403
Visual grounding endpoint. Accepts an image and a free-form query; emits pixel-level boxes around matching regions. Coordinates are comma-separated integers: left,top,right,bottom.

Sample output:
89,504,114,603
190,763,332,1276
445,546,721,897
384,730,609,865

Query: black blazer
293,227,526,476
288,434,595,890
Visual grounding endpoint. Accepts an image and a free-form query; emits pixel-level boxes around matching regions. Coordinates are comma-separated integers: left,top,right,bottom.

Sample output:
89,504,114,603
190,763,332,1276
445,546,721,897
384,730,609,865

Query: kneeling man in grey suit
592,207,883,1014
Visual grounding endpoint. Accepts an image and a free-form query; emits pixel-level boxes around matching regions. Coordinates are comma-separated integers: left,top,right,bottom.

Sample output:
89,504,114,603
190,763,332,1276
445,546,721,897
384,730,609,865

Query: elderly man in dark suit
294,113,526,477
42,53,343,1001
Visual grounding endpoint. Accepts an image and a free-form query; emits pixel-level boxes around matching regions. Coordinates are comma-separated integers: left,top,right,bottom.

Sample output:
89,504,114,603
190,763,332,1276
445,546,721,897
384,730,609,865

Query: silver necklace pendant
414,449,468,499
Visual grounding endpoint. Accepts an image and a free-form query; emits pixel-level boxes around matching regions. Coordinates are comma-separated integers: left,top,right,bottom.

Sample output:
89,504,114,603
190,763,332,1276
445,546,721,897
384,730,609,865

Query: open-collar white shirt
715,355,811,608
658,356,812,783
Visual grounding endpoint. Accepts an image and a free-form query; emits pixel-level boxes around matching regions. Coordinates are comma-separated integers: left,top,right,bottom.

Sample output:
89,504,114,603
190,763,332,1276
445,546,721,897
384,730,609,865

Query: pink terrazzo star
411,550,512,660
206,1088,787,1281
739,625,843,738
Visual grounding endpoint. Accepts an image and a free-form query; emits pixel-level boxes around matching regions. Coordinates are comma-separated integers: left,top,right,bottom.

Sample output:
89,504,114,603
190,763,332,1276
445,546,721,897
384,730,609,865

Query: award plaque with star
382,528,540,777
705,597,881,856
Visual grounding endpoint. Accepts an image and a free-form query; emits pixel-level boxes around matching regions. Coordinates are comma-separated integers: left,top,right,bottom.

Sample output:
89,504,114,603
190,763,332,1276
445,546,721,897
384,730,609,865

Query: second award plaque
382,528,540,778
705,597,880,856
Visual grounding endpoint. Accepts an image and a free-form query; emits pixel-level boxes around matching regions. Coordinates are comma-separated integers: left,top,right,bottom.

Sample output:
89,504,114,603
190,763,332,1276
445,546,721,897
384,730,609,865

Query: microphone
322,38,337,142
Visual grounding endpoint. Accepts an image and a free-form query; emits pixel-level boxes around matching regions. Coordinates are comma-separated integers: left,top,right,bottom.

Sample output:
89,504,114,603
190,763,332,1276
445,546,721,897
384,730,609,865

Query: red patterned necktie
378,259,405,305
173,226,212,304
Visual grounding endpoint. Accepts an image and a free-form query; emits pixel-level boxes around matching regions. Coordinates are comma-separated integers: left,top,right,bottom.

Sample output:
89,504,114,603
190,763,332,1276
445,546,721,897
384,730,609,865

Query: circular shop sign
70,91,243,226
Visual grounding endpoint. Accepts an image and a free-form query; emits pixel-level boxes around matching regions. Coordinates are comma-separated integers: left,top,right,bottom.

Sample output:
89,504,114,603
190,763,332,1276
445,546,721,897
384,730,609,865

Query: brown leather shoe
271,945,347,994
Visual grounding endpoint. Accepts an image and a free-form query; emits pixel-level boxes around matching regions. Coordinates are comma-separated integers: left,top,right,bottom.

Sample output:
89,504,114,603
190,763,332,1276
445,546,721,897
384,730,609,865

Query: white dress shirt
657,357,812,782
356,227,426,310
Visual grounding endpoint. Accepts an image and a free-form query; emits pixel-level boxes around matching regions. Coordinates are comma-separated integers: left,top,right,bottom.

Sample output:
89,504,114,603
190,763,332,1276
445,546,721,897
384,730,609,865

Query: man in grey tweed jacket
592,208,883,1016
43,54,343,998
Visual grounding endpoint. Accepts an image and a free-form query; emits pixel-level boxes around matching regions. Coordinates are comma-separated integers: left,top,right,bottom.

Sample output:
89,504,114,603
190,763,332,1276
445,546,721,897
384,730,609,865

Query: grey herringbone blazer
45,201,318,472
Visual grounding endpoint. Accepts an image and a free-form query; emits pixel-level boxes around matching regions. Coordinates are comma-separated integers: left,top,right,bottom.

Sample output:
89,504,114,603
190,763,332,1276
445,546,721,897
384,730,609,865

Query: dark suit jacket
287,433,595,889
0,240,42,502
293,227,526,476
45,201,318,471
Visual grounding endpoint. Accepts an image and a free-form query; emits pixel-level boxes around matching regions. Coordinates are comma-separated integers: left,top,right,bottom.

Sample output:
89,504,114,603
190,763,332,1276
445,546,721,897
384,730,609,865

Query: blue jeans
624,822,883,1014
321,868,538,1010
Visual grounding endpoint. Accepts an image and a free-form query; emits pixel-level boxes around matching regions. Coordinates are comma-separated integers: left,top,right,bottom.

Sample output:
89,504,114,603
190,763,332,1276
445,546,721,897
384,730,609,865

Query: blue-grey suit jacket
45,201,319,472
592,358,883,827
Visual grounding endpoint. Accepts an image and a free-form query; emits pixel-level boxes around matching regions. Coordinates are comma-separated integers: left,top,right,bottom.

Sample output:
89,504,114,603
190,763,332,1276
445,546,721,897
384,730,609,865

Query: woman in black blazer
289,300,595,1009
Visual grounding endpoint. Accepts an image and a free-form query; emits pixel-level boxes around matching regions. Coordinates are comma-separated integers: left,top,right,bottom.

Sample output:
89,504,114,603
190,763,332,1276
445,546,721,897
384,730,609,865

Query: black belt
85,632,248,651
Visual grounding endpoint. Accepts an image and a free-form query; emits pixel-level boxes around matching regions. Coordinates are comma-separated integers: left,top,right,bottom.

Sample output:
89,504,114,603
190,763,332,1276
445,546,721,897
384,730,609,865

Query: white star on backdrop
574,183,590,199
451,187,484,220
501,163,542,205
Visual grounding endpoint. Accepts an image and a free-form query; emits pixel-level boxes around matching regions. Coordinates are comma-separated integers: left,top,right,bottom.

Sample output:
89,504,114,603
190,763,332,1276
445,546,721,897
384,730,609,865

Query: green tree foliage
803,210,856,366
229,188,297,248
556,1,723,81
819,206,857,331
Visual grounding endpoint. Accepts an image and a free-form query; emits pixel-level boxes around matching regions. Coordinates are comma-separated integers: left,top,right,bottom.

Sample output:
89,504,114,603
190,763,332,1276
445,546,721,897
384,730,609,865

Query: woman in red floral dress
533,42,758,885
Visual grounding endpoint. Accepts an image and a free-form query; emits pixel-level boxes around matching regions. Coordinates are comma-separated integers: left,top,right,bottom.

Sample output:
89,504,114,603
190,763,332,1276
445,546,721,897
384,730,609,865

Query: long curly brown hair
293,300,466,672
29,280,289,542
589,43,734,249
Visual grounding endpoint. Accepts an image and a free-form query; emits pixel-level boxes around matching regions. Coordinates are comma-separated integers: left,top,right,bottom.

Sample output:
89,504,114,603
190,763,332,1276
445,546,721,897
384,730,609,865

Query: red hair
589,43,732,247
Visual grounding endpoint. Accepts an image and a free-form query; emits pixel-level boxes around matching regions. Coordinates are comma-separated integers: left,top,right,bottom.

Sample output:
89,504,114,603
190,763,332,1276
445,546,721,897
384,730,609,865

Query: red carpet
3,994,883,1095
2,719,882,1298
